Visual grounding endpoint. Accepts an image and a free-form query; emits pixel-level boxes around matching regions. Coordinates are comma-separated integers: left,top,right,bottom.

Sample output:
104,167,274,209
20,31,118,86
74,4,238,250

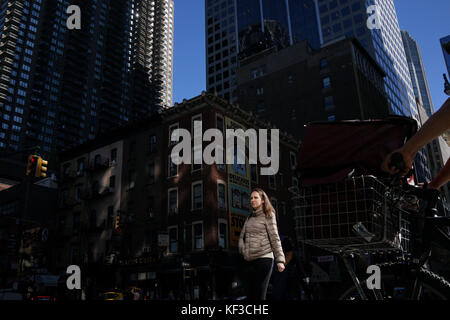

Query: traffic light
114,216,121,230
26,155,39,176
36,157,48,178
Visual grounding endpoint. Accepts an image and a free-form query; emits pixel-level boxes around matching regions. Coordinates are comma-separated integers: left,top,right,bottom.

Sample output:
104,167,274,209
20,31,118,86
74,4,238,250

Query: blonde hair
251,188,275,219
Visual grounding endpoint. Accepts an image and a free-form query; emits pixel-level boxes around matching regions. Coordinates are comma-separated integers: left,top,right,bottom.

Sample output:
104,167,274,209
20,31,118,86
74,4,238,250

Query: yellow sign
225,117,251,247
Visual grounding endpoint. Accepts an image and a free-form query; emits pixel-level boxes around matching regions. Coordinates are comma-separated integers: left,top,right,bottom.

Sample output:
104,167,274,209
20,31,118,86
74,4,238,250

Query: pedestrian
239,188,285,300
132,288,140,300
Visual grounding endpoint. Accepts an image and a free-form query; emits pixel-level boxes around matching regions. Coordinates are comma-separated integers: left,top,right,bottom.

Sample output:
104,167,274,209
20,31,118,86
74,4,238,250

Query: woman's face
250,191,263,210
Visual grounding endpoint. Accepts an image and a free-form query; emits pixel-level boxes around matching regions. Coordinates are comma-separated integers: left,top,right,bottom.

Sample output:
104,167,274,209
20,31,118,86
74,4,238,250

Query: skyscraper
441,35,450,77
205,0,320,102
440,35,450,148
317,0,417,121
401,30,434,117
0,0,174,156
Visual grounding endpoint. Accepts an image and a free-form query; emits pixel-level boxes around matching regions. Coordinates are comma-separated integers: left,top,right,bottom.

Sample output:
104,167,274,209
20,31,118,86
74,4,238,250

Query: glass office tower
401,31,434,117
441,35,450,77
317,0,431,182
317,0,418,121
205,0,320,101
0,0,174,155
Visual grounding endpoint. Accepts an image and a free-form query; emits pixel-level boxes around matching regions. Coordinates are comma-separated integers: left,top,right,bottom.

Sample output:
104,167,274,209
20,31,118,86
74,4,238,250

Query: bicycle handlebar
388,152,406,173
386,152,441,215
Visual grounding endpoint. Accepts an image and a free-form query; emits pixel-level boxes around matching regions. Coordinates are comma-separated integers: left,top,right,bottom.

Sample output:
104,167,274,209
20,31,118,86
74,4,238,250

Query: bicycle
291,154,450,300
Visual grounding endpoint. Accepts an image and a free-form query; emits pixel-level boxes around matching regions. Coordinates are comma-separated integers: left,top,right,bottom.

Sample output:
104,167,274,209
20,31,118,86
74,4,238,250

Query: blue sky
172,0,450,111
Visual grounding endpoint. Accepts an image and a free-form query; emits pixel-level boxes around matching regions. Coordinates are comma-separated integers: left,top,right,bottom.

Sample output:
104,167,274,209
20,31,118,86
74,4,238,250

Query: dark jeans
245,258,273,300
272,262,298,300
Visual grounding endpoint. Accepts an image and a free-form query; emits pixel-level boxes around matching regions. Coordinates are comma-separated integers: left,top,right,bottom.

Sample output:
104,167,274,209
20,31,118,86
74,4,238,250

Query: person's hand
381,147,414,176
277,263,285,272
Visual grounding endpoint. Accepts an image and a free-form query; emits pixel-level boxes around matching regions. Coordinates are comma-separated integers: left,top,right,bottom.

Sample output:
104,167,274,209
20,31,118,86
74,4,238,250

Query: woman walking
239,188,285,300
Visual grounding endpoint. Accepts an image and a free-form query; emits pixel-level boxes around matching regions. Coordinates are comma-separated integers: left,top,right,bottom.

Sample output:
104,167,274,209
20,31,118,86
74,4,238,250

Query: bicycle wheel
338,263,450,300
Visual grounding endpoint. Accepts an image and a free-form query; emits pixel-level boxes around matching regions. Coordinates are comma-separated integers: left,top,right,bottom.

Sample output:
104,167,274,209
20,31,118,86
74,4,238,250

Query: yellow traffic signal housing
114,216,121,229
36,157,48,178
26,155,39,176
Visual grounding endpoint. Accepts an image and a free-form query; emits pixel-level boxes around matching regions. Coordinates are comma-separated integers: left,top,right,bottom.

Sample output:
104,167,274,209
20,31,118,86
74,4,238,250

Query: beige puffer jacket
238,208,285,264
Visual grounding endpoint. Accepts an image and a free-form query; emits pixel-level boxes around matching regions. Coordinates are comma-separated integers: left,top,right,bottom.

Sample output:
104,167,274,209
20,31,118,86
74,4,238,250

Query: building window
218,181,227,209
218,219,227,249
216,114,224,133
129,141,136,159
328,115,336,122
168,188,178,215
290,152,297,170
257,103,264,113
251,67,264,79
107,206,114,228
251,164,258,183
269,174,276,189
192,181,203,210
149,135,157,153
109,175,115,189
216,114,226,170
292,177,299,187
149,162,155,182
256,87,264,95
324,96,335,110
168,156,178,177
94,154,101,167
77,158,85,175
320,59,328,69
352,2,361,11
287,75,294,84
323,77,331,89
73,212,80,233
191,114,202,133
192,146,202,172
71,247,79,265
169,226,178,253
148,196,154,214
291,108,297,120
63,163,71,176
75,185,82,202
111,148,117,163
193,222,203,250
128,170,136,189
168,123,179,146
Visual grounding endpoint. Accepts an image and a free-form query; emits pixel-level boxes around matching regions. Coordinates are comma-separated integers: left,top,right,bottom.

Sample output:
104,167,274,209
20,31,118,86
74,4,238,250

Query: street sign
317,255,334,263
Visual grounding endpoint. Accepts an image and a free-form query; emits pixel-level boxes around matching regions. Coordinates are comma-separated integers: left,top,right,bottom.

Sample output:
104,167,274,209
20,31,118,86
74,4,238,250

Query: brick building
55,92,299,299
